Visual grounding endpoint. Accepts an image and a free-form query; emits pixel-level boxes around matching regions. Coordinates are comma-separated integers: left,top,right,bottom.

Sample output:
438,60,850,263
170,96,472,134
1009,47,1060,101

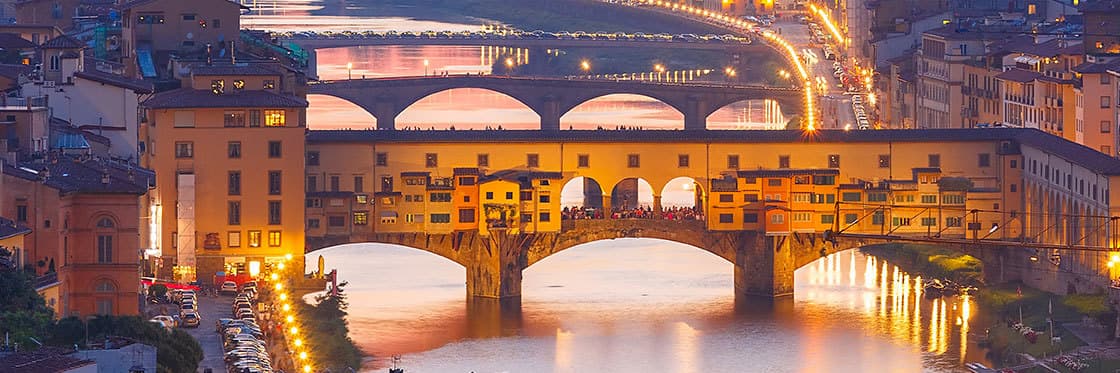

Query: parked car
182,312,201,328
220,281,238,295
151,315,177,328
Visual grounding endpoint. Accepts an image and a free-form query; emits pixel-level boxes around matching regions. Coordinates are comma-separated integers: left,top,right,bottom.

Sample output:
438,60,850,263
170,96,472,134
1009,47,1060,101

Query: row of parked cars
149,288,201,330
219,281,273,373
281,30,752,44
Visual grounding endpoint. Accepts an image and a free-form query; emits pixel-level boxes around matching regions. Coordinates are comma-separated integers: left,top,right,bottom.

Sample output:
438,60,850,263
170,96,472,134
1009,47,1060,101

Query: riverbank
860,244,1117,369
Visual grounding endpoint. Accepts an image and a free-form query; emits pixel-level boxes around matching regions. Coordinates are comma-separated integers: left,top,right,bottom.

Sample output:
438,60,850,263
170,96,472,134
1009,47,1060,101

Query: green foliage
1062,294,1111,318
0,268,54,347
47,316,203,373
297,283,364,371
148,284,169,298
860,243,983,285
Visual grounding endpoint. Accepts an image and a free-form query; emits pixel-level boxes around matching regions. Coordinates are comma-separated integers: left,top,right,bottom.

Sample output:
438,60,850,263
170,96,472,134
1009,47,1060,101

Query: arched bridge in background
307,76,805,130
277,30,762,52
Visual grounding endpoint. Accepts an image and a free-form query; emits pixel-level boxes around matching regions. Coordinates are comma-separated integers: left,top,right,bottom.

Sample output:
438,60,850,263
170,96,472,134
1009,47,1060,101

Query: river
246,1,993,371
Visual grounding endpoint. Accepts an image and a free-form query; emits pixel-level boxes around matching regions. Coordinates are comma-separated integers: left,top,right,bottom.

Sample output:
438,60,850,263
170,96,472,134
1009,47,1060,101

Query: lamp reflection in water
801,251,974,362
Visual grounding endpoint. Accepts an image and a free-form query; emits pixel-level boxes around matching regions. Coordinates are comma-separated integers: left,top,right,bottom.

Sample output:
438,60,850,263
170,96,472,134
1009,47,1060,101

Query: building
0,216,31,268
915,26,993,128
72,337,156,373
140,63,307,283
1081,0,1120,56
0,347,95,373
120,0,247,79
13,0,114,32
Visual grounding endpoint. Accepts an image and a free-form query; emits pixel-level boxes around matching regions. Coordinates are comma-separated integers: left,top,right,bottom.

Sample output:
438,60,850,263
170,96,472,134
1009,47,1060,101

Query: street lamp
654,63,665,82
505,57,514,77
423,59,429,76
580,60,590,75
346,62,353,80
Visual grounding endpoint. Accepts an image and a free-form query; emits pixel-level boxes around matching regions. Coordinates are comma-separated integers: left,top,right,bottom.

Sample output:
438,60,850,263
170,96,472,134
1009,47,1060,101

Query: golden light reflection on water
555,328,573,373
801,252,976,364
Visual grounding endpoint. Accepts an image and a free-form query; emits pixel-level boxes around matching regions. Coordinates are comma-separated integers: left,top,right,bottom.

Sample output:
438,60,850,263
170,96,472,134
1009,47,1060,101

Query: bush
48,316,202,373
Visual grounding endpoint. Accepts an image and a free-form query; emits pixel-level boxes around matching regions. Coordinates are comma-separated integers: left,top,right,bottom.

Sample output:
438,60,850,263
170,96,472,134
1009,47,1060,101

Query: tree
48,316,202,373
0,266,54,347
148,284,169,298
298,283,363,371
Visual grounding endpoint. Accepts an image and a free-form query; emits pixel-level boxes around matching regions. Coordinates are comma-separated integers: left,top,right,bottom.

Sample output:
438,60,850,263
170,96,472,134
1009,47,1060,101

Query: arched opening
707,99,788,130
610,177,654,216
560,176,605,219
560,94,683,130
307,94,378,129
660,177,704,220
398,88,541,130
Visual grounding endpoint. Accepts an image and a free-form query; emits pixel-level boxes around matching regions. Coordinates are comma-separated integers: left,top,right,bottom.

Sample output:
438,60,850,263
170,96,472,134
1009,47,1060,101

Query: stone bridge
305,219,1017,299
308,76,804,130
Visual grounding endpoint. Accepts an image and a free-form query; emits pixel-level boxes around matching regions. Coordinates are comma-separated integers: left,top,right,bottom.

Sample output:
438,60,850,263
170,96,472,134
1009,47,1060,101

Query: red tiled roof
996,68,1042,83
141,88,308,109
75,69,154,93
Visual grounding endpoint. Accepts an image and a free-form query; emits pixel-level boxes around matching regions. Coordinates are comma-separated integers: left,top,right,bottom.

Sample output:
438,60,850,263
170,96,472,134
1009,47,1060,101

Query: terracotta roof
308,128,1120,175
141,88,307,109
1073,61,1120,74
0,347,94,373
75,69,154,93
996,68,1042,83
0,217,30,240
191,64,281,77
0,33,35,50
3,155,153,194
121,0,249,10
40,34,82,49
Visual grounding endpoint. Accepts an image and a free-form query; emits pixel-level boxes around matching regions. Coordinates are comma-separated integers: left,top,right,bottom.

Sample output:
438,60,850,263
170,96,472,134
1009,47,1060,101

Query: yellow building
0,217,31,269
141,64,307,283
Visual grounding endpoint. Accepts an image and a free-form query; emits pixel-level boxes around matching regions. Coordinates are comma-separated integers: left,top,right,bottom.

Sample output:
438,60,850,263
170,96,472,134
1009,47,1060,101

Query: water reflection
311,241,991,372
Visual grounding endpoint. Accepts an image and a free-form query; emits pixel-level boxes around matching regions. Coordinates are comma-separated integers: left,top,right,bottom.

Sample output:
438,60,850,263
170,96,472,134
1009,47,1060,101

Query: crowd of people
561,206,704,221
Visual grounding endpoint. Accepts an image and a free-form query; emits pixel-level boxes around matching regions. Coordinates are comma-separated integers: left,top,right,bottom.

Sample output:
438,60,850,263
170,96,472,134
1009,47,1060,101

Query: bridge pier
734,234,795,298
465,230,531,299
370,101,398,130
683,97,708,131
539,98,561,132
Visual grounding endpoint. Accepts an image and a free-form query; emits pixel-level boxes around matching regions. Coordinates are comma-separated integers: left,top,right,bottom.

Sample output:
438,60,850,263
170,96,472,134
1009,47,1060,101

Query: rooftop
996,68,1042,83
0,33,35,50
40,34,82,49
2,155,153,195
75,69,154,93
141,88,308,109
306,128,1120,175
0,347,93,373
0,217,30,240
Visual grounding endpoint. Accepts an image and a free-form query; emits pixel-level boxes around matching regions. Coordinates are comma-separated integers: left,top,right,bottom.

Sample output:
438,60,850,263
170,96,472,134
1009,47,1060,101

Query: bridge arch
396,87,542,130
660,176,705,210
559,93,684,130
557,91,687,126
707,99,790,130
560,176,606,213
307,94,378,129
609,177,655,212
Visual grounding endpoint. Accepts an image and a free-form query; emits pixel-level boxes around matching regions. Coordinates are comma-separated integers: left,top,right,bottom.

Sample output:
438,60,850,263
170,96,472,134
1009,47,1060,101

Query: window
678,154,690,167
430,214,451,223
249,110,261,127
770,214,785,224
719,194,734,202
820,215,834,224
1103,96,1112,108
430,193,452,202
248,231,261,247
15,205,26,222
175,142,193,158
213,18,221,28
307,175,318,192
841,192,861,202
307,151,320,166
224,111,245,127
872,211,884,225
1104,146,1113,155
264,110,286,127
182,13,196,21
921,217,937,226
228,171,241,195
942,195,965,204
268,141,282,158
477,154,489,167
975,153,987,168
1010,184,1017,192
778,155,790,168
1102,120,1113,133
791,193,811,203
827,154,840,168
354,176,364,193
426,153,438,168
878,154,890,168
96,235,113,263
96,217,114,228
946,217,962,227
356,195,368,204
578,154,590,168
1010,159,1017,169
376,153,387,166
328,216,346,227
812,175,836,185
505,192,514,200
767,179,782,186
268,201,281,225
719,214,734,223
921,195,937,204
521,214,533,223
228,201,240,225
307,219,320,229
48,55,60,71
268,231,281,247
539,195,551,203
486,192,494,200
520,191,533,201
744,194,759,202
268,171,282,195
627,154,640,168
351,211,369,225
844,213,858,224
892,217,911,226
459,209,476,223
792,212,811,222
539,212,551,222
330,176,340,191
459,177,475,186
228,142,241,158
173,111,195,127
264,80,276,89
727,155,740,169
527,153,539,168
868,193,887,202
928,154,941,167
228,231,240,247
211,79,225,94
743,213,759,223
96,299,113,315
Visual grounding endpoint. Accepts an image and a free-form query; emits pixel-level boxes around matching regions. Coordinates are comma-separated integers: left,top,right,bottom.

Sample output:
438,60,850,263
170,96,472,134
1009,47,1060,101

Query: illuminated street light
423,59,429,76
290,326,299,335
303,365,312,373
346,62,353,80
286,315,294,323
505,57,514,77
580,60,591,73
299,351,308,360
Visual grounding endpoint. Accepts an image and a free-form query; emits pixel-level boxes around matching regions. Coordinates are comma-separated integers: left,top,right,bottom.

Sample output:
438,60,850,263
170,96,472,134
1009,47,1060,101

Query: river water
247,2,994,371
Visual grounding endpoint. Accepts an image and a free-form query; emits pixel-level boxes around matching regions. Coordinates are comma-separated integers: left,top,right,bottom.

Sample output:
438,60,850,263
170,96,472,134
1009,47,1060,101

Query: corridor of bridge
560,176,704,220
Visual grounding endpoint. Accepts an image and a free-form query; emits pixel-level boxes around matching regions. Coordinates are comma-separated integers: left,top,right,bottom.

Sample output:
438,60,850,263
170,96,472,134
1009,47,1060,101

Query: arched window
96,217,115,228
94,280,116,292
